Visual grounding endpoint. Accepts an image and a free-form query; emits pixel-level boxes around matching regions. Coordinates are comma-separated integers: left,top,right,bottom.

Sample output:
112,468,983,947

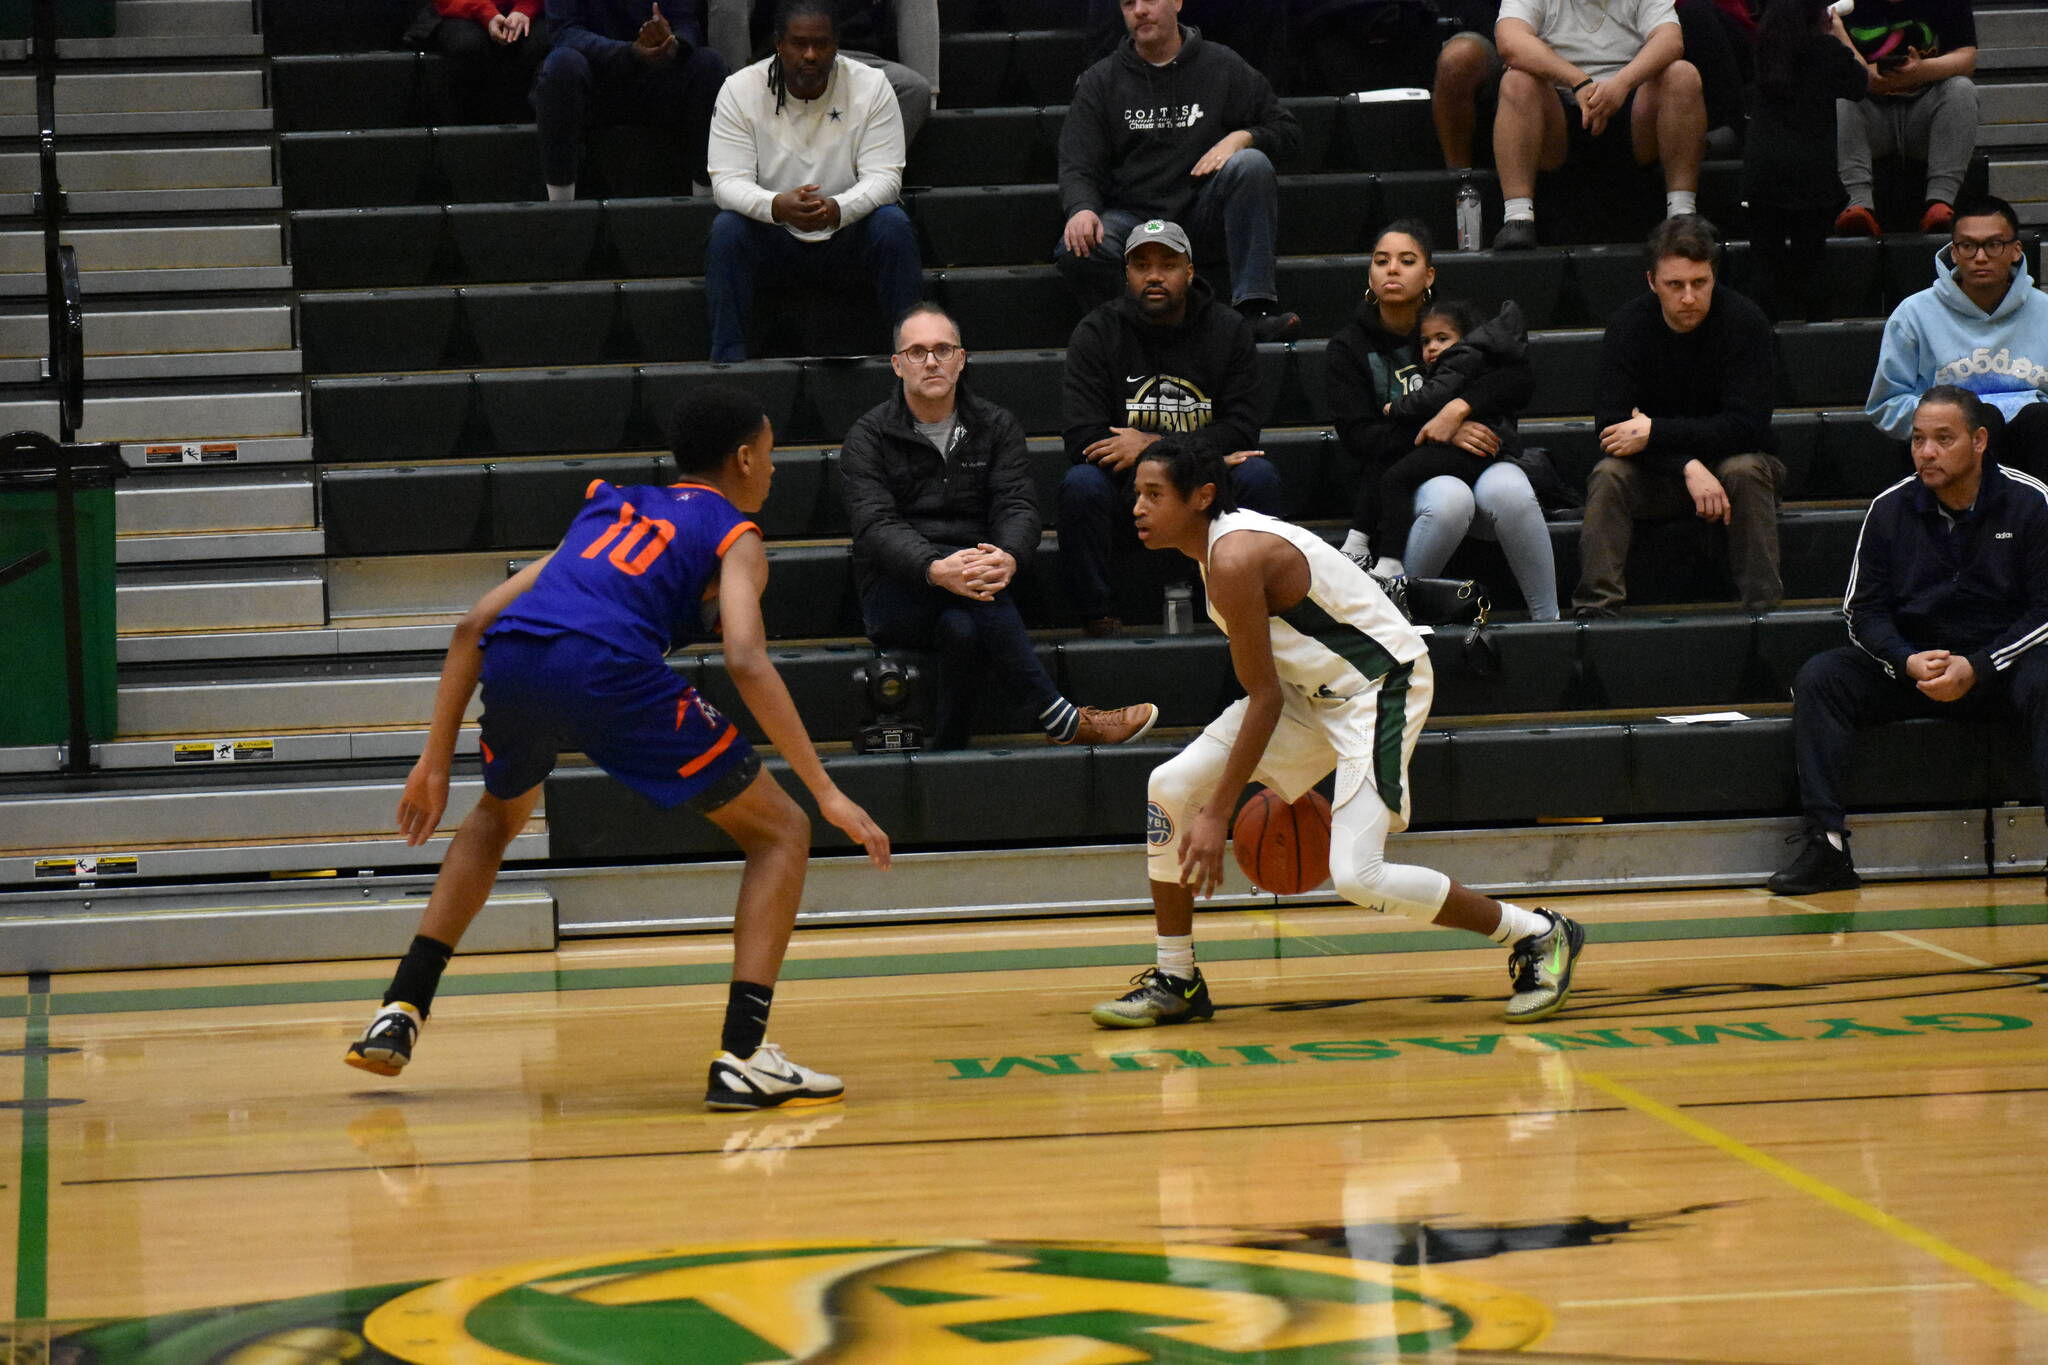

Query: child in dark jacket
1743,0,1870,320
1374,299,1559,619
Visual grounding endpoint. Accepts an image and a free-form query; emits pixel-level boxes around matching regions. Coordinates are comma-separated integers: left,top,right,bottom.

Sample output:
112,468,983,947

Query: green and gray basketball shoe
1090,968,1215,1029
1504,910,1585,1023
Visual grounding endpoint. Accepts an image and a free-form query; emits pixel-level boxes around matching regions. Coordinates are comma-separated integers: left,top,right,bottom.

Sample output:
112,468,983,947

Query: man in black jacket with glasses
840,303,1160,750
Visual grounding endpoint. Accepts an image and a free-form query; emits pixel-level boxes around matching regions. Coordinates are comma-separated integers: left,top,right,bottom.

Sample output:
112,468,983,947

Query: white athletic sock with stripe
1341,528,1372,558
1503,197,1535,224
1040,697,1079,743
1157,934,1196,978
1490,901,1551,945
1666,190,1698,218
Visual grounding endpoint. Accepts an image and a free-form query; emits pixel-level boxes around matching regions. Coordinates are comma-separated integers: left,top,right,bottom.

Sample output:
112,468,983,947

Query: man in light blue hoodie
1868,194,2048,477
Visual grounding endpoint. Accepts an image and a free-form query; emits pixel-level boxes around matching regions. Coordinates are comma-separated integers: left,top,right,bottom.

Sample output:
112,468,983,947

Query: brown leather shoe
1083,616,1122,638
1059,702,1160,746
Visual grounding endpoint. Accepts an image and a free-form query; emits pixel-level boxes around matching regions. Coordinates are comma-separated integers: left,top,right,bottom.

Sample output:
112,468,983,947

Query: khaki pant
1571,452,1785,614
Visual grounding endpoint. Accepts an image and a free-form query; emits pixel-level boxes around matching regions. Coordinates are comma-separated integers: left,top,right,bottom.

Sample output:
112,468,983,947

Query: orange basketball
1232,787,1332,895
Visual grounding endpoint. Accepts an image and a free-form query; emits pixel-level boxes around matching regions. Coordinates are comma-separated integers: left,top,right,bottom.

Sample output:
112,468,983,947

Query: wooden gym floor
2,877,2045,1363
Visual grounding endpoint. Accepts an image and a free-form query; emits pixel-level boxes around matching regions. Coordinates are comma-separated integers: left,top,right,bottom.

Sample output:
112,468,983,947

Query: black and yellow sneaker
1090,967,1215,1029
344,1002,422,1077
1504,910,1585,1023
705,1043,845,1111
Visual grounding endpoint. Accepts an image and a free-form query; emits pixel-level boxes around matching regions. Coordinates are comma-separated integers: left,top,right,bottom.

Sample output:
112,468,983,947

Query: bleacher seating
14,0,2031,888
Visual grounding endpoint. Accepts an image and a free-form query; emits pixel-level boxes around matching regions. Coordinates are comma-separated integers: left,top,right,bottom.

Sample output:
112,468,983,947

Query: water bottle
1455,178,1482,253
1163,583,1194,635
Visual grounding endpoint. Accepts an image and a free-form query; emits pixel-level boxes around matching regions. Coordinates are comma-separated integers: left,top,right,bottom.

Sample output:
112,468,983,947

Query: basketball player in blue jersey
345,384,890,1110
1091,435,1585,1028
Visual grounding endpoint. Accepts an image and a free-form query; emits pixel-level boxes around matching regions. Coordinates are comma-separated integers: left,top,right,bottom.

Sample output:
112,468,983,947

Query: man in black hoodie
1060,220,1285,635
841,303,1160,748
1056,0,1303,342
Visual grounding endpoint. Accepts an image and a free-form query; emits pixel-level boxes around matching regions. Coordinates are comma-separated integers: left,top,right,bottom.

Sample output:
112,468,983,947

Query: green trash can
0,437,120,749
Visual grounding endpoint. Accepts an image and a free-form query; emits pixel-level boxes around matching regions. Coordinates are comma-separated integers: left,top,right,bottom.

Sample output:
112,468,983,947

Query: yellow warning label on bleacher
174,739,275,763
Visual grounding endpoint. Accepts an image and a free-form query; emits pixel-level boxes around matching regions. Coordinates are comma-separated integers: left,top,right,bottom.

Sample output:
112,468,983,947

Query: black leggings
1378,442,1493,560
1748,202,1834,322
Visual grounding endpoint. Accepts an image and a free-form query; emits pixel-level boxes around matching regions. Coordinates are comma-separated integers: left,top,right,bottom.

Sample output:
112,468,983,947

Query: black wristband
1570,77,1594,93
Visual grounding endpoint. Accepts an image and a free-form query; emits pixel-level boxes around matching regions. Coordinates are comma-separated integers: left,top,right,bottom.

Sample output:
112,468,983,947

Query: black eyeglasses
895,344,961,364
1952,237,2019,258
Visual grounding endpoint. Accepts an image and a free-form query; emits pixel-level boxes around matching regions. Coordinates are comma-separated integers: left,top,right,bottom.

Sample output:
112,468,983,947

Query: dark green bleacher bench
543,712,2012,860
306,323,1886,462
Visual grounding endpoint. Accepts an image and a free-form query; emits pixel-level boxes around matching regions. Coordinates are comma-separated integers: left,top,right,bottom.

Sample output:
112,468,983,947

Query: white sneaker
704,1042,845,1111
344,1002,421,1077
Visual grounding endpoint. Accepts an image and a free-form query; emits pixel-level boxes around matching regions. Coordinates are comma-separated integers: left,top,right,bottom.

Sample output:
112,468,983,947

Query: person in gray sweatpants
1832,0,1979,235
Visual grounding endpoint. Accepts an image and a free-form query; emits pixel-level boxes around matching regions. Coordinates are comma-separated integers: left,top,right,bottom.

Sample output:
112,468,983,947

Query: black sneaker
1090,968,1215,1028
1766,828,1859,896
1493,219,1538,251
1372,571,1411,622
344,1002,422,1077
1247,309,1302,343
1504,910,1585,1023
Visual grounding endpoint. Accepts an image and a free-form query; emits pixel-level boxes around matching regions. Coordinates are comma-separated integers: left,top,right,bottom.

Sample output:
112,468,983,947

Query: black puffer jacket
839,383,1039,596
1385,300,1534,454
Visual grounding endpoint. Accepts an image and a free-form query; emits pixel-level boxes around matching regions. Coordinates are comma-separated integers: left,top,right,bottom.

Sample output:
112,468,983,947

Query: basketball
1232,787,1332,895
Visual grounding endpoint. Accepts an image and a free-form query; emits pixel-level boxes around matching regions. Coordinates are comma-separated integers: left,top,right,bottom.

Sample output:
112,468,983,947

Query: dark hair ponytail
1757,0,1832,99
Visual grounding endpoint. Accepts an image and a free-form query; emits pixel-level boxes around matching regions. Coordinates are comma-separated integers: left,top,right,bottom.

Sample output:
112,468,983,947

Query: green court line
15,975,48,1322
8,902,2046,1023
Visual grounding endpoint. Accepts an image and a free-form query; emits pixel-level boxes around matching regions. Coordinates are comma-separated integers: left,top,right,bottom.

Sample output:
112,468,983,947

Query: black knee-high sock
721,980,775,1058
383,934,454,1015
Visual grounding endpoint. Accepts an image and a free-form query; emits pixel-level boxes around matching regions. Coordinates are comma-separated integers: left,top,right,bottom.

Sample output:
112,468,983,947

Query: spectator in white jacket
704,0,922,361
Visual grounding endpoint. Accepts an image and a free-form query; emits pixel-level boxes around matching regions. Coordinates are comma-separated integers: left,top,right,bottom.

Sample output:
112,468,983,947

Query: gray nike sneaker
705,1042,845,1110
1090,968,1215,1029
1504,910,1585,1023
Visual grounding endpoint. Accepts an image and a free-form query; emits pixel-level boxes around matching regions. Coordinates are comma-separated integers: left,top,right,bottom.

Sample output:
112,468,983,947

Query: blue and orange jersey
488,480,760,657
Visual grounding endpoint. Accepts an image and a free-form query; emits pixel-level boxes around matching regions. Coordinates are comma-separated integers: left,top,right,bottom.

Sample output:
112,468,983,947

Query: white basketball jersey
1201,509,1427,698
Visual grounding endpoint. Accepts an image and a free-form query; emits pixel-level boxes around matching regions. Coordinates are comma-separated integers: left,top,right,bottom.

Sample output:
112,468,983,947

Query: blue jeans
1058,455,1284,623
531,43,728,189
860,571,1059,749
705,205,923,362
1052,148,1280,306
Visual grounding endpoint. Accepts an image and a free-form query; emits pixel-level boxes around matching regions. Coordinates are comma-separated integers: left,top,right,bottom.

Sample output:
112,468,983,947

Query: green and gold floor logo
41,1240,1550,1362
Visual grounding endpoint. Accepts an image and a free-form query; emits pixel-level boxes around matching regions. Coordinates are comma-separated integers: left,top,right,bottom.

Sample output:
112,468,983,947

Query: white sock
1157,934,1195,978
1373,556,1405,579
546,183,576,203
1490,901,1551,945
1666,190,1698,218
1825,831,1845,852
1341,528,1372,558
1503,197,1535,224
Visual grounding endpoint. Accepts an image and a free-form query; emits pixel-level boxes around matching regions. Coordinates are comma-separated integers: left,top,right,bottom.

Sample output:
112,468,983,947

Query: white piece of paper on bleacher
1659,711,1750,724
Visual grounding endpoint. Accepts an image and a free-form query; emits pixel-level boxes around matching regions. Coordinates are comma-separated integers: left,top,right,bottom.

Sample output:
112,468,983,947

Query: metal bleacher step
117,560,326,636
115,466,322,563
0,766,546,885
0,880,553,973
0,67,270,137
1983,81,2048,127
0,142,273,194
1979,8,2048,49
0,379,303,442
113,657,459,741
114,0,255,39
1991,159,2048,202
0,221,282,273
117,619,456,665
0,299,293,359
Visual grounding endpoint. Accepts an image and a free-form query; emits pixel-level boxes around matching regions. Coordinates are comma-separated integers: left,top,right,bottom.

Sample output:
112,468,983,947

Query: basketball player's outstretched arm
396,552,554,846
1181,534,1287,898
718,532,893,869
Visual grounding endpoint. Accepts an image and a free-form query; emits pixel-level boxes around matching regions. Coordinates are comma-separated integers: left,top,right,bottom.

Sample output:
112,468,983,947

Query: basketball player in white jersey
1091,435,1585,1028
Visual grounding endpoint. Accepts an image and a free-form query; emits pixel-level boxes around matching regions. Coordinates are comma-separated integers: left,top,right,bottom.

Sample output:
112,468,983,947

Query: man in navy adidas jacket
1771,385,2048,895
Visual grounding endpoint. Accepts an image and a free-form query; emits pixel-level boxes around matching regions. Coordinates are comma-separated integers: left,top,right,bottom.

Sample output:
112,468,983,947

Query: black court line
61,1085,2048,1188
